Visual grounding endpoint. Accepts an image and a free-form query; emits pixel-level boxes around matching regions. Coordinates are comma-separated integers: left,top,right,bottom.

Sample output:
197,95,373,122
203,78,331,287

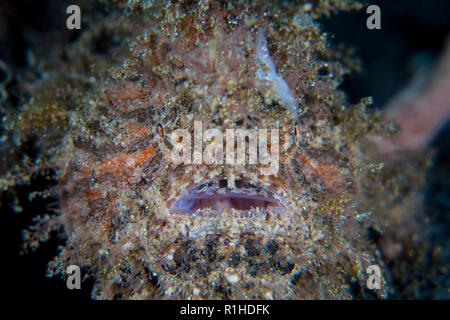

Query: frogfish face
13,1,390,300
145,112,314,299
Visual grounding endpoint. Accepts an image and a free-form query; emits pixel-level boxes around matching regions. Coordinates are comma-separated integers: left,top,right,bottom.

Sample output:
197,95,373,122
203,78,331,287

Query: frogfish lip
169,179,282,216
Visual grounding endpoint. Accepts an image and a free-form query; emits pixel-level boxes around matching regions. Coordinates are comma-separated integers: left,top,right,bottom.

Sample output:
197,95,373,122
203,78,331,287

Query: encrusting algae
0,0,431,299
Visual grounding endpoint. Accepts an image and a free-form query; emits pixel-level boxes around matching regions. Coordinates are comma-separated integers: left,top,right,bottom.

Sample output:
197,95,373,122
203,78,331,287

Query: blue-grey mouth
169,178,281,216
171,192,279,215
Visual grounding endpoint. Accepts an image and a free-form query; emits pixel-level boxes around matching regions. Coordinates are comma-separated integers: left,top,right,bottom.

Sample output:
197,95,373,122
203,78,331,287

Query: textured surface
1,0,447,299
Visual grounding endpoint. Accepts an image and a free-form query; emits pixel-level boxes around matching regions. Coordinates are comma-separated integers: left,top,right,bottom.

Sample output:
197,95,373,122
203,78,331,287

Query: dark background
1,0,449,300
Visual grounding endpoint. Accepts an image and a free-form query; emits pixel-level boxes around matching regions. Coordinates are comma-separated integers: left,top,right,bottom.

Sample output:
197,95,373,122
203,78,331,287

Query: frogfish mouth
152,171,309,300
169,177,283,217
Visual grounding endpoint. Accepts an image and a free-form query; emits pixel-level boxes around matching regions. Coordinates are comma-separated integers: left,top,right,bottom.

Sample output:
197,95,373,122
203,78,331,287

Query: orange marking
157,123,164,137
297,153,342,188
95,146,156,177
125,122,151,144
83,189,103,201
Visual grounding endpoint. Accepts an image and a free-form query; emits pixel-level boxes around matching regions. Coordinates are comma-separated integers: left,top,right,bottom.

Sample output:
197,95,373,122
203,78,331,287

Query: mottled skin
1,0,427,299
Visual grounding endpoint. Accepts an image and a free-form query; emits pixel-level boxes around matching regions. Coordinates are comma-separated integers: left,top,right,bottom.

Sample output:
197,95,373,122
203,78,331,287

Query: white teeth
170,191,280,216
170,178,285,216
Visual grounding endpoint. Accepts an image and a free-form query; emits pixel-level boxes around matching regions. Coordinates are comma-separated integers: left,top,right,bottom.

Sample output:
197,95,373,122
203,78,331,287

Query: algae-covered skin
0,0,430,299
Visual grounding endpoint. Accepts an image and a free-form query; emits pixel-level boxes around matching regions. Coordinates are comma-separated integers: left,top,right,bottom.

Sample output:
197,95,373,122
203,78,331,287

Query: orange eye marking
294,121,300,136
157,123,164,137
